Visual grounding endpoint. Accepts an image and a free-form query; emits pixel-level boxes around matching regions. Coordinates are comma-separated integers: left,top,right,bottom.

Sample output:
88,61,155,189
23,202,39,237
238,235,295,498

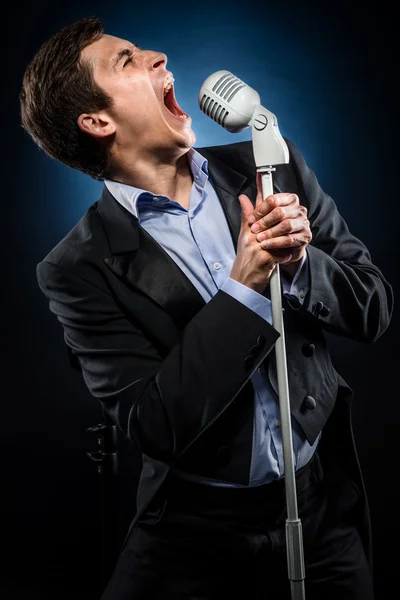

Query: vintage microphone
199,71,306,600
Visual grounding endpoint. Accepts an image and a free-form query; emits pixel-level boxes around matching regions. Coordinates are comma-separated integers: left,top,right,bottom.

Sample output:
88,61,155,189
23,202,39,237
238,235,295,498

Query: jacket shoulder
38,200,104,269
197,138,304,194
36,196,114,301
196,140,255,174
197,138,302,175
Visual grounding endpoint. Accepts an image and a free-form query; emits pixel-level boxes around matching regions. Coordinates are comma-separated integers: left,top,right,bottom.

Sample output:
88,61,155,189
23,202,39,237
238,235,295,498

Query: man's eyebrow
111,45,140,68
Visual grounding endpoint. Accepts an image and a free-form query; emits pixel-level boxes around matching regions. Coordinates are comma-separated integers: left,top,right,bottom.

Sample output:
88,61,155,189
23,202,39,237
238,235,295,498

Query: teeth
162,74,188,119
163,75,174,96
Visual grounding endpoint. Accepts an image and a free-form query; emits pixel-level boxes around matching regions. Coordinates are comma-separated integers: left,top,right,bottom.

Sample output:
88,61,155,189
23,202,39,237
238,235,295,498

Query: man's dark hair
20,16,114,180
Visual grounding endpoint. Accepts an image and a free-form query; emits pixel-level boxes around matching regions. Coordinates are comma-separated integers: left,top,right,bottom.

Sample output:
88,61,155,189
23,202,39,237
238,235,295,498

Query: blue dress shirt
105,148,319,487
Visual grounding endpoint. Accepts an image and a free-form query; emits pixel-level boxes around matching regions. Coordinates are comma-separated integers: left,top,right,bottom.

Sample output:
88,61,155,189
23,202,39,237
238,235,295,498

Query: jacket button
313,300,323,313
250,344,261,358
257,334,266,348
302,343,316,357
303,395,317,410
319,305,331,317
245,356,255,369
313,301,331,317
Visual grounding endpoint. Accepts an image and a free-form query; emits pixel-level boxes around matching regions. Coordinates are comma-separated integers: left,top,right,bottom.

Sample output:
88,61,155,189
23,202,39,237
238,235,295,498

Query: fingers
248,192,300,226
256,216,310,244
238,194,256,223
259,232,310,251
252,207,308,238
256,217,312,251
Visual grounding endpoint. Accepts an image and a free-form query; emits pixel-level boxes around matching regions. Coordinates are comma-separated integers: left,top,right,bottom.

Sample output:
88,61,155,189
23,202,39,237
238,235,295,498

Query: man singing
20,16,393,599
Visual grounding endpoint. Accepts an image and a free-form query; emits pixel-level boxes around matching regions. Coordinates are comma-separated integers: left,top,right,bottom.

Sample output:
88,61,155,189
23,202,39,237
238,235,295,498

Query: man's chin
177,128,196,150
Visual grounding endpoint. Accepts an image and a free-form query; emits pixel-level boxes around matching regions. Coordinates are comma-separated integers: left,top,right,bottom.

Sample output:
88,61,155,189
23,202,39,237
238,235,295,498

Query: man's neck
108,151,194,210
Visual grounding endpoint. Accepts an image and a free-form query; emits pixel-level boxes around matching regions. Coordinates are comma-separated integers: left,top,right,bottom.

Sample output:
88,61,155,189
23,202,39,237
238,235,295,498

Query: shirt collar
104,148,209,221
187,147,209,181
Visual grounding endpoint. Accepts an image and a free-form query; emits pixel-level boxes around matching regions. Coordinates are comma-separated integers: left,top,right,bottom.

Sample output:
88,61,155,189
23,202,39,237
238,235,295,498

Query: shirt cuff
221,278,272,325
281,251,310,305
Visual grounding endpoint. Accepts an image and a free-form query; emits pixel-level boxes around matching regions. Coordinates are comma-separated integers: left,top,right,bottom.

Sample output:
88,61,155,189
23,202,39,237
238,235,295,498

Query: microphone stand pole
252,111,305,600
260,170,305,600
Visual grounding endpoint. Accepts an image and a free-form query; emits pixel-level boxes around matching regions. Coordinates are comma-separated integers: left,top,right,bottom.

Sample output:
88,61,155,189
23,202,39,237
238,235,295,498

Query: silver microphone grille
199,72,247,126
211,72,246,102
199,94,229,126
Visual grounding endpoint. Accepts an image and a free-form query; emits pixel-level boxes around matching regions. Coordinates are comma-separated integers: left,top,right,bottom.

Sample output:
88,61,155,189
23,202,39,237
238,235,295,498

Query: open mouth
163,76,189,120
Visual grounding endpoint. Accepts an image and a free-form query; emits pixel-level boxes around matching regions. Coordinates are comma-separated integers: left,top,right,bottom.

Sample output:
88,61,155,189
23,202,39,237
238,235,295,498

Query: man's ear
77,113,116,139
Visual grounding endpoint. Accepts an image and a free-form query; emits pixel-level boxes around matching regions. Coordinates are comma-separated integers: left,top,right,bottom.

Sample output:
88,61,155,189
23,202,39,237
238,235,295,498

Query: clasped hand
239,172,312,272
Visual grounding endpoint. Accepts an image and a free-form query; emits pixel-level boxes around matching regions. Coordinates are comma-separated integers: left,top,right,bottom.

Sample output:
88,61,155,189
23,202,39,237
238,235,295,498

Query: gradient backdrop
5,0,398,598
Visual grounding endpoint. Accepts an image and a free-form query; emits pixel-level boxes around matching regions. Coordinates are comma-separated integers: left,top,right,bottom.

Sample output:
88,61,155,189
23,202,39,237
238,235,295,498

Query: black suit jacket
36,139,393,564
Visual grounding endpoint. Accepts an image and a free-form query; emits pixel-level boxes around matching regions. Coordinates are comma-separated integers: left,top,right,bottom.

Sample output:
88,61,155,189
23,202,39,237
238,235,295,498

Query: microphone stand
87,409,119,585
67,348,119,586
252,111,306,600
198,71,305,597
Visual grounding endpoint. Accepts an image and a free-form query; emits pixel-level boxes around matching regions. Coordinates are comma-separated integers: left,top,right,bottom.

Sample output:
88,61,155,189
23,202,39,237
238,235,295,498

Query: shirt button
189,211,194,218
152,196,158,201
299,290,305,299
275,419,281,427
213,262,221,270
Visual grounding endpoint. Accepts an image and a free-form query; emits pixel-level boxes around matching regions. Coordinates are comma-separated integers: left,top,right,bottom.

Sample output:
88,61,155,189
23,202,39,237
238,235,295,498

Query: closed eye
112,45,141,70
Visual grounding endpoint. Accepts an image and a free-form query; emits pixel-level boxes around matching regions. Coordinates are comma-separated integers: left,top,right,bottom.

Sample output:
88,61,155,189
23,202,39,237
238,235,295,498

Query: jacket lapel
98,188,203,330
98,149,253,330
199,148,254,253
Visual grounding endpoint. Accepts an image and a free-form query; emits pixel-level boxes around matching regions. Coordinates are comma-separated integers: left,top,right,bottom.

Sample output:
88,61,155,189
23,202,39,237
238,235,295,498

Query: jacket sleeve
285,138,393,342
36,260,279,462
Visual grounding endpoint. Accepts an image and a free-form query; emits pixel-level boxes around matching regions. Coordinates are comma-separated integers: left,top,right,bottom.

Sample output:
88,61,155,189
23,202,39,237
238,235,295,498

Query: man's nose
145,51,167,71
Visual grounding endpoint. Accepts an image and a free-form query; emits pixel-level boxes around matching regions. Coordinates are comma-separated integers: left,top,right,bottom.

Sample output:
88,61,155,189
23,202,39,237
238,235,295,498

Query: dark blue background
5,1,398,598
